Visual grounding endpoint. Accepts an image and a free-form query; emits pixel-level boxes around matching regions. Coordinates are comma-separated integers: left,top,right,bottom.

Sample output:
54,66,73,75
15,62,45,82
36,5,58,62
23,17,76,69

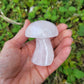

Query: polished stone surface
32,38,54,66
25,20,58,66
25,20,58,38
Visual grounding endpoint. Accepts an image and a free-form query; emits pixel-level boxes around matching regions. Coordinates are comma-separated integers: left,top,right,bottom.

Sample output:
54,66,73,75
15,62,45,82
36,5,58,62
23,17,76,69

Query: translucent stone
32,38,54,66
25,20,58,38
25,20,59,66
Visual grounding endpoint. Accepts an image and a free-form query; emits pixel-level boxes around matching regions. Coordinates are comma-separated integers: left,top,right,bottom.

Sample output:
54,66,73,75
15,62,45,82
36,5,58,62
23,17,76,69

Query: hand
0,20,72,84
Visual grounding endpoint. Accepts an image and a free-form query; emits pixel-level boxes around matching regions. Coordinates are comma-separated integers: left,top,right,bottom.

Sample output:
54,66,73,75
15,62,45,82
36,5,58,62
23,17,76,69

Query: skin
0,20,72,84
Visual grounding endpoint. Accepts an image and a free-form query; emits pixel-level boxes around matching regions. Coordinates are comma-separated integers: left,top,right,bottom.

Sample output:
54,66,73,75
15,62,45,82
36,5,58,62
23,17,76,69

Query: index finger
51,23,68,40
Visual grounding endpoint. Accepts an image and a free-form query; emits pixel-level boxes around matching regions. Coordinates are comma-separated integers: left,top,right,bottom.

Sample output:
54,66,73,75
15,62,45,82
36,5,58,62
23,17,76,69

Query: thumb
11,19,30,48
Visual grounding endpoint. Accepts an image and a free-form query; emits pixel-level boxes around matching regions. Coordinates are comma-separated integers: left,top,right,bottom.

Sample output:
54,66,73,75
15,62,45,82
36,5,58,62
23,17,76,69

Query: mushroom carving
25,20,58,66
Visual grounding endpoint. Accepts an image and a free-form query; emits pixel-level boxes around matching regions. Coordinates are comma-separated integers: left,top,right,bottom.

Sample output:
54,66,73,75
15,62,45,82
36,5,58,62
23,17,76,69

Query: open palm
0,20,72,84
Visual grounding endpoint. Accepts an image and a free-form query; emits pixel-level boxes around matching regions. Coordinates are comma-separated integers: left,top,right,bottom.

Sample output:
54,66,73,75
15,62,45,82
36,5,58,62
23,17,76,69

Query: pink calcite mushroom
25,20,58,66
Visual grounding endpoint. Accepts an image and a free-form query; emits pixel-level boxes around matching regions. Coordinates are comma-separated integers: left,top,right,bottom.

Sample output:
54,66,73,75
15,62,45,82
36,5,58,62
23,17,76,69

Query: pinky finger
48,46,71,75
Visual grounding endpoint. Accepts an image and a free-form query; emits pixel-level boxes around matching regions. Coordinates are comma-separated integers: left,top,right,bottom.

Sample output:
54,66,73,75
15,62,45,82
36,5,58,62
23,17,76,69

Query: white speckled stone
25,20,58,66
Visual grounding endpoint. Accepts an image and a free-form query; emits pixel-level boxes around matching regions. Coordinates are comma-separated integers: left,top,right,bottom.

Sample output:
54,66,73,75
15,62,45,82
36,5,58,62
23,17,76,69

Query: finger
54,37,73,56
51,23,68,40
48,46,71,75
11,20,30,47
52,29,72,48
57,23,68,33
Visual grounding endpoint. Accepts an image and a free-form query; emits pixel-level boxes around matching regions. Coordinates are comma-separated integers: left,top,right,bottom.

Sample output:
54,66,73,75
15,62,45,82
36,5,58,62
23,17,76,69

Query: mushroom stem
32,38,54,66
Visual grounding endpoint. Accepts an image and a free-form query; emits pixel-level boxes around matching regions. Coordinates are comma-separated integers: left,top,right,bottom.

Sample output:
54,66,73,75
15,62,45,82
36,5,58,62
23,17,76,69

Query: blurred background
0,0,84,84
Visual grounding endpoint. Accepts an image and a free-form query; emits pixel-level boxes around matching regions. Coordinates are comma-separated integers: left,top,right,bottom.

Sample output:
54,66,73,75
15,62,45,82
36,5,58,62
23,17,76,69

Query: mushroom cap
25,20,58,38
